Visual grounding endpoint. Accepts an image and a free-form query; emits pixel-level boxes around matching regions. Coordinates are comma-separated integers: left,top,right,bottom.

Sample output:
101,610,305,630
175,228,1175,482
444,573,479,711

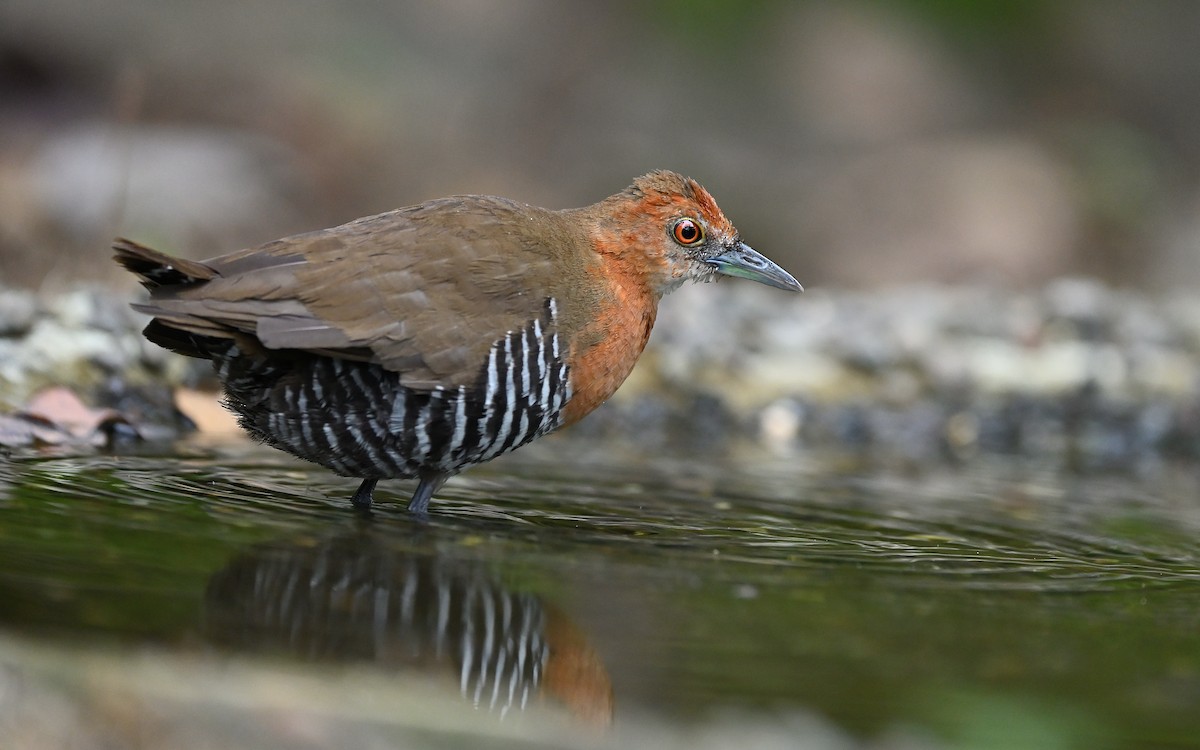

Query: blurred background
1,0,1198,291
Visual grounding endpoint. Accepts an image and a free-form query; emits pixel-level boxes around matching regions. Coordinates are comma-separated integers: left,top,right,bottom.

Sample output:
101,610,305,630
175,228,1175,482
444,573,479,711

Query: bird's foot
408,470,450,515
350,478,378,512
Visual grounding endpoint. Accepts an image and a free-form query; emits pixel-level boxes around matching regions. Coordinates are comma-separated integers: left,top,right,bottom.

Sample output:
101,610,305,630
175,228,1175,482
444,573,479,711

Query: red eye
672,218,704,246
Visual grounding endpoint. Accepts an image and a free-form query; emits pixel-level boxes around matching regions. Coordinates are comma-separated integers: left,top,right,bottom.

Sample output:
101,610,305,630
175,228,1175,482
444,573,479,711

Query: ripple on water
3,444,1198,595
4,441,1200,746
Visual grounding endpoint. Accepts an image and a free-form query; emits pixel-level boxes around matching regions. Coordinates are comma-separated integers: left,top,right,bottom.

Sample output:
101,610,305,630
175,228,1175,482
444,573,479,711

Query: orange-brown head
578,170,802,298
556,171,802,426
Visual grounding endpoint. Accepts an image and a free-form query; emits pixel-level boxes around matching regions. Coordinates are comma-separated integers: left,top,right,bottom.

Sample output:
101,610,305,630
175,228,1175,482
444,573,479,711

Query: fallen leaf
22,386,133,442
174,388,241,435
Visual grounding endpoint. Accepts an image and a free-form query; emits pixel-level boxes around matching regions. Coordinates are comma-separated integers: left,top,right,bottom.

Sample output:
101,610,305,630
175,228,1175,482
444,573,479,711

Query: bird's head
589,170,803,297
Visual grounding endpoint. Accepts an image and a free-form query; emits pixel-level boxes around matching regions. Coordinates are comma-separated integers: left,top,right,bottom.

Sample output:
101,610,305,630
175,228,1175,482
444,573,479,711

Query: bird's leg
408,470,450,515
350,478,378,510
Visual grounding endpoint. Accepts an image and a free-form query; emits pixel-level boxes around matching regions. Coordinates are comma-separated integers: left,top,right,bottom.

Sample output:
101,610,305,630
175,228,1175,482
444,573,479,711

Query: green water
1,438,1199,748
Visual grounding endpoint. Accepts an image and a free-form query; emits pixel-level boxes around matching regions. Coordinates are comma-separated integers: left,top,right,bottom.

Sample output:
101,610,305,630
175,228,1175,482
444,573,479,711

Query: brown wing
124,196,581,390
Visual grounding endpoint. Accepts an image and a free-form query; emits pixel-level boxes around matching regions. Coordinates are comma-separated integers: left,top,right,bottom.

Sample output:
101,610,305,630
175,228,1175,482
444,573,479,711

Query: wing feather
124,196,580,389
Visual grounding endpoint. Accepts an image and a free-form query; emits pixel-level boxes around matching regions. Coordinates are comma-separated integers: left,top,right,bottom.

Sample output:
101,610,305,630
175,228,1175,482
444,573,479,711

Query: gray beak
707,242,803,292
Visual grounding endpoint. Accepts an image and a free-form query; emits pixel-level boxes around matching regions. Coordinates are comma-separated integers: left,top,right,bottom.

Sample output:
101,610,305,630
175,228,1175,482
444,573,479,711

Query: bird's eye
671,218,704,246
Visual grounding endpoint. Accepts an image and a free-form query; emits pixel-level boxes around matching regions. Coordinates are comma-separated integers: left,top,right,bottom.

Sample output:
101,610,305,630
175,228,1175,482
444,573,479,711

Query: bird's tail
112,237,217,289
113,237,233,359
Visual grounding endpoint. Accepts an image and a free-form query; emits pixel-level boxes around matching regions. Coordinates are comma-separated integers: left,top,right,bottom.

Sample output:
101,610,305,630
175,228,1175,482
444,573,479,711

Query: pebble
634,279,1200,464
2,278,1199,466
0,284,207,410
0,289,37,337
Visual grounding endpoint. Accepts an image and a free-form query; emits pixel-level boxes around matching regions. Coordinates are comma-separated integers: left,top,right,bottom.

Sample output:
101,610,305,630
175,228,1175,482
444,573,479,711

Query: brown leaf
0,413,69,447
22,387,128,440
173,388,241,435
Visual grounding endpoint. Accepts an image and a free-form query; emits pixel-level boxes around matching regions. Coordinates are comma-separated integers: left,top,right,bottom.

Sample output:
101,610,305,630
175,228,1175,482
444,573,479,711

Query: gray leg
351,478,378,510
408,470,450,514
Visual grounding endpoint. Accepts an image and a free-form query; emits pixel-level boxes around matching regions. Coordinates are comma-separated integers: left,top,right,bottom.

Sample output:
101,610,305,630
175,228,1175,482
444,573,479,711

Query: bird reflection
204,532,613,727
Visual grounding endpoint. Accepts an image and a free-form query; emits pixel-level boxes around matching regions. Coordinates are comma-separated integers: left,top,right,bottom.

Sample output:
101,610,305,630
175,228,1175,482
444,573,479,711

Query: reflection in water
204,532,613,728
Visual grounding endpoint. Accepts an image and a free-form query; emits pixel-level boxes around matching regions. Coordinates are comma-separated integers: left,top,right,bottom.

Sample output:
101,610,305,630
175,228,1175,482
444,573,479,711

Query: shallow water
2,437,1200,748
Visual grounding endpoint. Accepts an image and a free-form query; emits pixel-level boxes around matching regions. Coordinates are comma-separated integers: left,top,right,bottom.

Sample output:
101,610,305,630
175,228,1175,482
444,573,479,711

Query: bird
114,170,802,513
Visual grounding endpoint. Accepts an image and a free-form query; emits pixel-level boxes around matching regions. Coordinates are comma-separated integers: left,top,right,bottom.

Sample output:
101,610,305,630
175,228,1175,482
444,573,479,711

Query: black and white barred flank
213,298,571,480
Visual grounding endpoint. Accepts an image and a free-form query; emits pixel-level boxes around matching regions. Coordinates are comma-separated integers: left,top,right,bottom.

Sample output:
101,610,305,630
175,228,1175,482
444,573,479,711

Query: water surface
1,437,1199,748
